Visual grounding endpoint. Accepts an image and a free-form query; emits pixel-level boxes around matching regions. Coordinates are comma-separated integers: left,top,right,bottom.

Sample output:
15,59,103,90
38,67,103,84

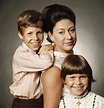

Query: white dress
53,51,68,69
59,88,104,108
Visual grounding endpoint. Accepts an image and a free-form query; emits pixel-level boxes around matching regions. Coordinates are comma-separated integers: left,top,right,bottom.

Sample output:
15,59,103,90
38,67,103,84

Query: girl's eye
69,76,75,80
80,76,88,79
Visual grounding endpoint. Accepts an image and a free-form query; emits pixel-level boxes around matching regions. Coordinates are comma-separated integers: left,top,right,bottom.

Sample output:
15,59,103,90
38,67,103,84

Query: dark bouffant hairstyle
41,4,76,43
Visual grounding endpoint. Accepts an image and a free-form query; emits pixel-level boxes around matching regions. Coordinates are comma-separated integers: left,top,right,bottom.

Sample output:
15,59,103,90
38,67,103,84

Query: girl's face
18,26,44,52
48,19,77,53
65,74,88,96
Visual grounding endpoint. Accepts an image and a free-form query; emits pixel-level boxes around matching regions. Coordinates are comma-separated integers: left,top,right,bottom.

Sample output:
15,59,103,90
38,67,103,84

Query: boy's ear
48,31,54,42
18,32,23,39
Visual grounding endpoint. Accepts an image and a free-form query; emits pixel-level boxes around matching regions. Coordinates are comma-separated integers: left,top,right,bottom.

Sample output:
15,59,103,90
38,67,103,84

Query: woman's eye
69,28,75,33
58,31,65,35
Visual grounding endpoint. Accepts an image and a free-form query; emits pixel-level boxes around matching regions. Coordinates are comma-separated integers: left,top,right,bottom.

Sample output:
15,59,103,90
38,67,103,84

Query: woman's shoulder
42,66,62,86
42,66,61,79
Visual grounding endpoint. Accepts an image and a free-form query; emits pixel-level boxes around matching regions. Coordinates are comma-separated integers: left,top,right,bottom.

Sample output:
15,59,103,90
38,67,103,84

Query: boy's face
65,74,88,96
19,26,44,52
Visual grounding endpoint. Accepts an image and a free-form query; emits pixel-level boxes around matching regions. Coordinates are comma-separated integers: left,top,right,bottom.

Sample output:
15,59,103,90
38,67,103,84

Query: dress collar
66,90,89,99
54,51,68,57
54,50,73,57
74,91,89,99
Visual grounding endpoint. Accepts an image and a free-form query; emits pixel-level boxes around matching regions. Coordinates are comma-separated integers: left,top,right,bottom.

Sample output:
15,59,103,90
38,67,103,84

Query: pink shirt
9,42,53,99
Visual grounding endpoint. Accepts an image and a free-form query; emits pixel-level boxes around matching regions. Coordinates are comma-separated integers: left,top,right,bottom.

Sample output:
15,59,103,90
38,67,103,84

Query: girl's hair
17,10,43,35
41,4,76,43
61,54,95,91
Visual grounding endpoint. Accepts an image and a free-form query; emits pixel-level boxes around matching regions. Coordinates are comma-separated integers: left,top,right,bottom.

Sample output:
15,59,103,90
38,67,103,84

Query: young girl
59,54,104,108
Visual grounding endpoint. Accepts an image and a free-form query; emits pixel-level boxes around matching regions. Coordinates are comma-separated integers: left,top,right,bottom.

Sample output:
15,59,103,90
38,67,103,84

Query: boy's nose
32,35,38,40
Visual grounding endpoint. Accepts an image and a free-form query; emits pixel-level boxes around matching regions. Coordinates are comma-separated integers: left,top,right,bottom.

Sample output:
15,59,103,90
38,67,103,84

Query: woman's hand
39,44,53,54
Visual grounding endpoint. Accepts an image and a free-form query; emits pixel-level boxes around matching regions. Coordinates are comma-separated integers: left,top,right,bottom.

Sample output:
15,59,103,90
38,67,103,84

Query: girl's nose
75,78,81,84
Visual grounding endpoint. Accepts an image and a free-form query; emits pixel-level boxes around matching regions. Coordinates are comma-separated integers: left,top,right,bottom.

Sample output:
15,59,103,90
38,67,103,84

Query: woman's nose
66,31,72,39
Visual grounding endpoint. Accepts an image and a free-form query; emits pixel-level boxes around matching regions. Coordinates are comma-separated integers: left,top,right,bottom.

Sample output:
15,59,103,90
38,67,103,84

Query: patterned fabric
59,90,104,108
54,51,68,68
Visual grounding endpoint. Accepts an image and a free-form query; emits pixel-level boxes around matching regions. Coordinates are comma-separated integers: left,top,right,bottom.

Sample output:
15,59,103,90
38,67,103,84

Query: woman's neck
53,44,74,54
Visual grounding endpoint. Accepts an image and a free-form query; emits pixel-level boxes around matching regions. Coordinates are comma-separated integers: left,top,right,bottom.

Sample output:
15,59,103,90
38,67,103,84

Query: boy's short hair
17,10,43,35
61,54,95,91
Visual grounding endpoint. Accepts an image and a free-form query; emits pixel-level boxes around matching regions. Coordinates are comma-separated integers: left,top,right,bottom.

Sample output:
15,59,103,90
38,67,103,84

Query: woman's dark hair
41,4,76,43
61,54,95,91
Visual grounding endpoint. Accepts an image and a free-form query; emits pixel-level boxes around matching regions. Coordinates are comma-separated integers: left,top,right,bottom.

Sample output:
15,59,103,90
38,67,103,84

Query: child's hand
38,44,53,54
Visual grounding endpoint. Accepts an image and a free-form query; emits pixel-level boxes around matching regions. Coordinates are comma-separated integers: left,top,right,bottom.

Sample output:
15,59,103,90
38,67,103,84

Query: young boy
59,54,104,108
9,10,53,108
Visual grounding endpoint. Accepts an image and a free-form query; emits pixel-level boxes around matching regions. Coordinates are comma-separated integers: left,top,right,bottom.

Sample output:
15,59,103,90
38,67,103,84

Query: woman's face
49,19,77,53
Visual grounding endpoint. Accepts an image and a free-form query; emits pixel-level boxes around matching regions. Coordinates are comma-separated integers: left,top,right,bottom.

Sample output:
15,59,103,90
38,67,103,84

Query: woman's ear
48,31,54,42
18,32,23,39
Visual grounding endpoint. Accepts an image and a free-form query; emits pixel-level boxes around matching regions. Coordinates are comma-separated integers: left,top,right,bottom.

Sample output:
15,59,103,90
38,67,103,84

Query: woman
41,4,77,108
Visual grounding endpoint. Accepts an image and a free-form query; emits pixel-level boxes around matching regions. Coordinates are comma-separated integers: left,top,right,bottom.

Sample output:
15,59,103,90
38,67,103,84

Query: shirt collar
22,42,36,54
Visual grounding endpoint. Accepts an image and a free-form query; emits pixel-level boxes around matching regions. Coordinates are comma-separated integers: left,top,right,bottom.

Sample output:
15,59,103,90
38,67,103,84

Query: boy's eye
27,32,33,35
36,31,43,36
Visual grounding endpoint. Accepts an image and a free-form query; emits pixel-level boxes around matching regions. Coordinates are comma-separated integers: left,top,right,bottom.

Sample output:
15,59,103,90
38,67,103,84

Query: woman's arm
42,66,63,108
